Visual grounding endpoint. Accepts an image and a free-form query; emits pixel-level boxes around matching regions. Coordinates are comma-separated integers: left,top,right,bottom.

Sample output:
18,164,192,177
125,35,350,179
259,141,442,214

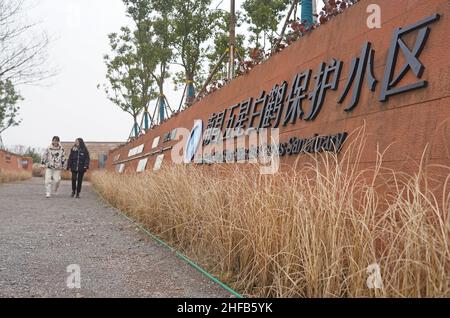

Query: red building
0,149,33,174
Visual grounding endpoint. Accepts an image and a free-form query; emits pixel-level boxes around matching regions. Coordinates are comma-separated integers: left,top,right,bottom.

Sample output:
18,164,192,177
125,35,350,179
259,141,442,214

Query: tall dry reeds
91,131,449,298
0,170,32,184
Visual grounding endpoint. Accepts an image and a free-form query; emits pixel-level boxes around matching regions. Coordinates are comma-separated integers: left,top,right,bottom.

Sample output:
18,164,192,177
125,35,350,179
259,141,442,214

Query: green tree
0,79,22,134
151,13,174,93
124,0,159,130
242,0,290,50
102,27,153,137
207,10,246,82
106,0,174,128
123,0,172,127
6,145,43,163
144,0,175,122
170,0,222,106
23,147,42,163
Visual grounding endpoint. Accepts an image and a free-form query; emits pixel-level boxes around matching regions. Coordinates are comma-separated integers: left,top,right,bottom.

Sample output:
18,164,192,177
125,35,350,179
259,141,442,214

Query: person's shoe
76,193,80,199
71,192,75,198
46,193,51,198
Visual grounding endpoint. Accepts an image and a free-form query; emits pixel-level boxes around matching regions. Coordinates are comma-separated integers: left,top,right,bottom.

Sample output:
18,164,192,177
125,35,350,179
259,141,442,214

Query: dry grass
0,170,32,184
32,164,44,177
91,133,449,298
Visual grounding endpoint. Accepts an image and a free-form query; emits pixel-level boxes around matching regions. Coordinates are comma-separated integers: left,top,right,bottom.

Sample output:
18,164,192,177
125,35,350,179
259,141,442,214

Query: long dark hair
75,138,89,154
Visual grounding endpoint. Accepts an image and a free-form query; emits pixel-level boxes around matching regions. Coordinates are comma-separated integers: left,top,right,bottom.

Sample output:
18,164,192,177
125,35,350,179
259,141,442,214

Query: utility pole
228,0,236,80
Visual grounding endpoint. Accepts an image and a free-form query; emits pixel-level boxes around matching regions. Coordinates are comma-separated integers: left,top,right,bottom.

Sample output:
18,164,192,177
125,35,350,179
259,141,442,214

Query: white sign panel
153,154,164,171
128,144,145,157
152,136,160,149
117,164,125,173
136,158,148,172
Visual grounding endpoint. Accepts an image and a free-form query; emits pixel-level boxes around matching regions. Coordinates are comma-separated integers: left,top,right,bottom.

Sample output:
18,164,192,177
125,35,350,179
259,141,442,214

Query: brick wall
105,0,450,178
0,150,33,173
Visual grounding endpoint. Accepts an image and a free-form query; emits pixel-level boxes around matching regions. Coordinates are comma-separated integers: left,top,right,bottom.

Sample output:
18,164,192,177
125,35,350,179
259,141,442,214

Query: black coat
67,146,90,172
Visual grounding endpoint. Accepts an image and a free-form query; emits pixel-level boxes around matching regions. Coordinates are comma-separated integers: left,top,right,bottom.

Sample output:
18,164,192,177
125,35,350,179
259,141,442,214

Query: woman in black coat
67,138,90,198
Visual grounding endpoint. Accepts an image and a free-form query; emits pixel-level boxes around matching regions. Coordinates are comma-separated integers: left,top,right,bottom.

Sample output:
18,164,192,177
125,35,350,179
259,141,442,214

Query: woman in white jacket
41,136,67,198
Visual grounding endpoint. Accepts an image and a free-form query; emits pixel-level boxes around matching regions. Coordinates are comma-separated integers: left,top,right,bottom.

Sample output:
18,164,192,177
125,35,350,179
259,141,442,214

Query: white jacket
41,144,67,170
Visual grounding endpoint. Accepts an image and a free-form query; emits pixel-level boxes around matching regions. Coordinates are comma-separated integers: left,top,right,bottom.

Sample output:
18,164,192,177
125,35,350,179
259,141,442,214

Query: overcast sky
2,0,321,149
2,0,134,148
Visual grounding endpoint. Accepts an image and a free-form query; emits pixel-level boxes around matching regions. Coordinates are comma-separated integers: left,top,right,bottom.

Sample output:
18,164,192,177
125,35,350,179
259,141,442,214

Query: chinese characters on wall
202,14,440,147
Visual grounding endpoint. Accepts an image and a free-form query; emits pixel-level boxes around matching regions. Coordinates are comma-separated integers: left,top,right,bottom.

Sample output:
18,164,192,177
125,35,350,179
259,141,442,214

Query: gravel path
0,178,231,298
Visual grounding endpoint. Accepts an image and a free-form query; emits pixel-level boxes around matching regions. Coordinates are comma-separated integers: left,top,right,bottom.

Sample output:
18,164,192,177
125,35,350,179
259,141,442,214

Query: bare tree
0,0,51,85
0,0,52,138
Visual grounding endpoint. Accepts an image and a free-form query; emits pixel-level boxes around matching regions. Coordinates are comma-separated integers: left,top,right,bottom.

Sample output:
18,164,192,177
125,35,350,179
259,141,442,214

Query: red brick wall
0,150,33,173
105,0,450,177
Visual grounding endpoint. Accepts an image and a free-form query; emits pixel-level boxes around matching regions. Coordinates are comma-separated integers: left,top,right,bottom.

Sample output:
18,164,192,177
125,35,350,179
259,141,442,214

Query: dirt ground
0,178,231,298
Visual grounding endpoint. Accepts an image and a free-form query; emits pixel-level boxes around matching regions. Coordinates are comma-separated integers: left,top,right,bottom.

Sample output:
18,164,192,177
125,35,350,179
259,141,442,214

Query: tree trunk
228,0,236,79
159,83,166,123
186,71,195,106
133,116,140,137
